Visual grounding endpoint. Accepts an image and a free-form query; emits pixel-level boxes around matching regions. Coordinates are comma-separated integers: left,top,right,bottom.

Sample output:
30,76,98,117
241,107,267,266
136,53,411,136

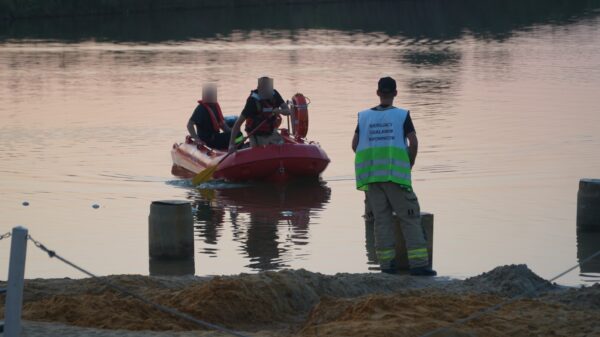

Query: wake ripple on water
165,178,250,190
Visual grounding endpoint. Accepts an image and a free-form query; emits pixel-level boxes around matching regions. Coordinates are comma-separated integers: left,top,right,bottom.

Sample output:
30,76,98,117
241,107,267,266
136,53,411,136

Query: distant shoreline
1,0,361,20
3,0,599,44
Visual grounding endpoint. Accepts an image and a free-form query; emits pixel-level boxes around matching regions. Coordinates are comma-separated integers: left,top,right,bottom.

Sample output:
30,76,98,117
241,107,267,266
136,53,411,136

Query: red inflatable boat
171,94,330,183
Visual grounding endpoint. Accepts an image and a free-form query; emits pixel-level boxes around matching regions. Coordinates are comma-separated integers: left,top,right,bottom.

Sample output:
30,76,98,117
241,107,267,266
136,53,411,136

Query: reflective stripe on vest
354,106,412,191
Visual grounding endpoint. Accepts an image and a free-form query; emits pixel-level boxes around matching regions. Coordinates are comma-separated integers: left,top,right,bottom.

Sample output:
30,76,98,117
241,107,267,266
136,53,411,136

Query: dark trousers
204,132,231,150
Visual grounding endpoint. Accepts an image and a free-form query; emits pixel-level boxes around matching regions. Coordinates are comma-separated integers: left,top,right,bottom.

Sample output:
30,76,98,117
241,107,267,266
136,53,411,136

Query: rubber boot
409,266,437,277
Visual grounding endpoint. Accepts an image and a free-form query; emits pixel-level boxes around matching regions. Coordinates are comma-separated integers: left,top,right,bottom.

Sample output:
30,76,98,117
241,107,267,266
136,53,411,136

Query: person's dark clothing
190,102,230,150
241,89,285,135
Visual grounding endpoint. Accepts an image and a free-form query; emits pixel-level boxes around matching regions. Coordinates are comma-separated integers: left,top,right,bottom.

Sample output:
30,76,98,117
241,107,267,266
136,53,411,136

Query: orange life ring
291,93,309,138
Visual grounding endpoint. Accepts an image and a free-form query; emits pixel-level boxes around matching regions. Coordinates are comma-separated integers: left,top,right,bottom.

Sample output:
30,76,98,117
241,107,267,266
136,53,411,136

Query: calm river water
1,0,599,285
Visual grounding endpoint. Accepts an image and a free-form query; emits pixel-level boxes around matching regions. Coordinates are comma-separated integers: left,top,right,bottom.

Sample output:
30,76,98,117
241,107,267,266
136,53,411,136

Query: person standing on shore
352,76,436,276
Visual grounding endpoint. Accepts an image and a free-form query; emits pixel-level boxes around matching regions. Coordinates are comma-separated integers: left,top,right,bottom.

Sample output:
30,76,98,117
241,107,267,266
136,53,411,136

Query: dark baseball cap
378,76,397,93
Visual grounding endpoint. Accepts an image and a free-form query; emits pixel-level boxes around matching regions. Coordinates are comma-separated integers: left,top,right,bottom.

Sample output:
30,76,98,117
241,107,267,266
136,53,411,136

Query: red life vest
245,91,280,135
197,100,225,132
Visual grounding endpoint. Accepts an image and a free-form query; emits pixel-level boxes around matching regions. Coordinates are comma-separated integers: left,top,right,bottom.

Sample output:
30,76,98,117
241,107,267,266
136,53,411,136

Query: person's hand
277,104,291,116
228,144,237,154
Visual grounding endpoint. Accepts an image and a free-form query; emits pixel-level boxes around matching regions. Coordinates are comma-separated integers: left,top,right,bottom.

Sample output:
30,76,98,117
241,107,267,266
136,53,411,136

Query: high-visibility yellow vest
355,106,412,191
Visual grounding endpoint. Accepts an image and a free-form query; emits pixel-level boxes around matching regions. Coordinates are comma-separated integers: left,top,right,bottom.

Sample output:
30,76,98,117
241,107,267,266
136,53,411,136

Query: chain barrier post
4,226,28,337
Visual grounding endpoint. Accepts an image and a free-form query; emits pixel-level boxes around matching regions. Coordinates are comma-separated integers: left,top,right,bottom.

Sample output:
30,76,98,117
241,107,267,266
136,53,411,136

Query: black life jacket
245,90,280,135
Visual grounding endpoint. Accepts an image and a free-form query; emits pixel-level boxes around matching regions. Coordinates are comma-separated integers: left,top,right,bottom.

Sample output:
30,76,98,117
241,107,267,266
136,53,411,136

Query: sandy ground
1,265,599,337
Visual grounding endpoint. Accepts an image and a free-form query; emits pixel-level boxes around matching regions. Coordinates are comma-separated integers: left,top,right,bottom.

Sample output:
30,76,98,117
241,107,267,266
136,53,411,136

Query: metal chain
26,234,250,337
27,235,55,257
0,231,11,240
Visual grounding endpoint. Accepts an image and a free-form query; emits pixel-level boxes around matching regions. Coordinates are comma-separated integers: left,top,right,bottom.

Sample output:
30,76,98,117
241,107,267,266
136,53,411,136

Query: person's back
352,76,436,277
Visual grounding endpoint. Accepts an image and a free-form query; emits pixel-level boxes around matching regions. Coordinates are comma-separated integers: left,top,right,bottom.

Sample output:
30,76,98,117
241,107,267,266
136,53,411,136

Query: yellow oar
191,151,233,186
192,117,271,186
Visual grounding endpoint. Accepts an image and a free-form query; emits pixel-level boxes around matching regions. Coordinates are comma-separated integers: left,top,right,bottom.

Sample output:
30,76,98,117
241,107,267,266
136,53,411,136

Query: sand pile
1,265,598,337
17,274,203,301
2,269,449,331
298,291,599,337
19,291,194,331
543,283,600,310
460,264,554,296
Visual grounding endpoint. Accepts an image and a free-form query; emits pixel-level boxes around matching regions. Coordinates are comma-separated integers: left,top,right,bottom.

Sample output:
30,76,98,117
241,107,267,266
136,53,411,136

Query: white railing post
4,226,28,337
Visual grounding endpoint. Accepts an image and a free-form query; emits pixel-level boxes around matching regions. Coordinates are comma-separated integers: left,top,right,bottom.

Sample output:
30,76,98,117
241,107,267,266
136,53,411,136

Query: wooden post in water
394,212,434,270
148,201,195,273
4,226,28,337
577,179,600,232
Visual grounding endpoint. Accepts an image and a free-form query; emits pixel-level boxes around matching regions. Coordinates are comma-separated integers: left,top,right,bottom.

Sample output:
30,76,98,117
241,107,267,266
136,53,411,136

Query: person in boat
352,76,436,277
187,83,232,150
228,76,291,153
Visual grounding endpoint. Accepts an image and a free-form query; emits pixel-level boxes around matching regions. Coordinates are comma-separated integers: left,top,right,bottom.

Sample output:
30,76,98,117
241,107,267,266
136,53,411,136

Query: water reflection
402,49,461,68
189,180,331,271
577,230,600,282
0,0,599,286
149,258,195,277
193,189,225,256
